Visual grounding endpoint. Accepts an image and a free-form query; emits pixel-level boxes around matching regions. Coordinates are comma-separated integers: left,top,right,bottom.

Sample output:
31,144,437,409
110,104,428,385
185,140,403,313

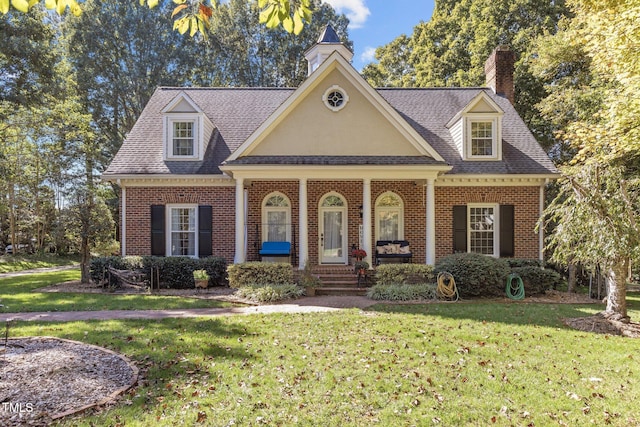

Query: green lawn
0,271,233,312
0,254,80,273
8,295,640,426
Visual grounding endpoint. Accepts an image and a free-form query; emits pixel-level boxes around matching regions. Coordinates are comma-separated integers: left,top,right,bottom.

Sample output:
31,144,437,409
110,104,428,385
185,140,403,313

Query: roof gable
226,52,445,163
446,91,504,128
161,91,204,114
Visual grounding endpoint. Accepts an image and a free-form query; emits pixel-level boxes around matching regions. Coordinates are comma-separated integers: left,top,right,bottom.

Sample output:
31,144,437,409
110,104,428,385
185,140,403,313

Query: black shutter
500,205,515,257
453,205,467,253
198,205,213,257
150,205,165,256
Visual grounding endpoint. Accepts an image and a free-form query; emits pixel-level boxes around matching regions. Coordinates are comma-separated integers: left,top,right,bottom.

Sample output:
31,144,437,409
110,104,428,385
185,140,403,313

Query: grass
0,271,234,312
0,254,80,273
6,294,640,426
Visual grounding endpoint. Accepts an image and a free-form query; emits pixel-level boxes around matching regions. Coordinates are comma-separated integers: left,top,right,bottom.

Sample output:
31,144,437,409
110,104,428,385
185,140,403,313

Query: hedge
375,264,435,286
434,253,510,298
90,256,227,289
227,262,294,288
511,266,564,295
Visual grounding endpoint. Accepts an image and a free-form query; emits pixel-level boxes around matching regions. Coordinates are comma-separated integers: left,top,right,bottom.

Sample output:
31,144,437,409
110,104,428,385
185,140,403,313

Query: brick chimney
484,46,515,104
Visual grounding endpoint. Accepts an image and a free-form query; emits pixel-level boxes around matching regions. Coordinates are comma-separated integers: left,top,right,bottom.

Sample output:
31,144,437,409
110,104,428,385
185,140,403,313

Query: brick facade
124,186,235,262
123,182,541,264
434,186,540,260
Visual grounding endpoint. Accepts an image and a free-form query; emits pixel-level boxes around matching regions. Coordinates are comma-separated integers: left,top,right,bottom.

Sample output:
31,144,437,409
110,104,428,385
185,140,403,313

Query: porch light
359,205,363,219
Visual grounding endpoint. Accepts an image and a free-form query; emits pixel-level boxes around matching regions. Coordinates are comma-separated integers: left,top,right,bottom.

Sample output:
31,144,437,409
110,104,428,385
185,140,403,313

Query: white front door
319,194,348,264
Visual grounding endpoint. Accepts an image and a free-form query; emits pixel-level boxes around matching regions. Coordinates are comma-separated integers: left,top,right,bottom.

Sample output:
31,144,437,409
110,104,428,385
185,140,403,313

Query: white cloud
324,0,371,29
360,47,377,63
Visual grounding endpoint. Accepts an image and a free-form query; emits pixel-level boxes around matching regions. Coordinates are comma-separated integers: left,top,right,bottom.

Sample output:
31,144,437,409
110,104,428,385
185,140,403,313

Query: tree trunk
567,262,577,293
80,233,91,284
603,258,629,322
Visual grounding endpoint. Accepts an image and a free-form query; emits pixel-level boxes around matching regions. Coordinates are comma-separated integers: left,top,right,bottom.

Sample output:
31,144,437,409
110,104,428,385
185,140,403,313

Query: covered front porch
223,163,450,269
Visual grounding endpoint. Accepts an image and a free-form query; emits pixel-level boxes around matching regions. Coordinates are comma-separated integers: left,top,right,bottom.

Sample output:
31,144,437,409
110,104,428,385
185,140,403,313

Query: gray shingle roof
104,86,557,177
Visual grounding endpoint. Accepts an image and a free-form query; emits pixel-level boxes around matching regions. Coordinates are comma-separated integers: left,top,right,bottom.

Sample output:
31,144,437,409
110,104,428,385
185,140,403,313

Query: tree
189,0,350,87
538,0,640,321
361,0,571,151
0,0,313,37
64,0,197,166
0,7,60,253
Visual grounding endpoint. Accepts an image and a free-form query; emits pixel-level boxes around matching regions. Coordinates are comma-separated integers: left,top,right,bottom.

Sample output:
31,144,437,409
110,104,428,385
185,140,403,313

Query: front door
319,194,347,264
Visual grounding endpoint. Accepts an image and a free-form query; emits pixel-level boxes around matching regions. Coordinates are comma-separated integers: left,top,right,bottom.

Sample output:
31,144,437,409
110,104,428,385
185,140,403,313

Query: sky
323,0,436,70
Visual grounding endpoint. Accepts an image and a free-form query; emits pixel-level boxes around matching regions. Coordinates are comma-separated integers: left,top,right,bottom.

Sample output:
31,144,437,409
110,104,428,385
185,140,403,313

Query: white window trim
467,203,499,257
163,114,203,161
374,191,404,242
166,204,199,257
261,192,292,242
464,115,502,161
322,85,349,112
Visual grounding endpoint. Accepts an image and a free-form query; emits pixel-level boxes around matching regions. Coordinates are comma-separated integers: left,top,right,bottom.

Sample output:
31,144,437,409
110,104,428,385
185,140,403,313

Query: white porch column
234,177,246,263
426,178,436,265
298,178,308,269
362,178,373,268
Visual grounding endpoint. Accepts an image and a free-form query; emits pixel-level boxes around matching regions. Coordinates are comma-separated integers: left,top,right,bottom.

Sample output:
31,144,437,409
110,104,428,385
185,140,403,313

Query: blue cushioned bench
259,241,291,261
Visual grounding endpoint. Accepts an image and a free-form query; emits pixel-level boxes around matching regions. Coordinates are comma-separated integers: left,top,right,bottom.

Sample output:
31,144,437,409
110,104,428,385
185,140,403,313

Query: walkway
0,295,376,322
0,265,376,322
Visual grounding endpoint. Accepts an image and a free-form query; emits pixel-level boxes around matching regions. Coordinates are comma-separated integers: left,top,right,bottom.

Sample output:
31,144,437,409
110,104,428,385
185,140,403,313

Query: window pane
267,211,287,241
170,208,195,256
173,122,194,156
471,122,493,156
322,195,344,207
377,194,401,207
378,210,399,240
469,207,494,255
265,195,289,207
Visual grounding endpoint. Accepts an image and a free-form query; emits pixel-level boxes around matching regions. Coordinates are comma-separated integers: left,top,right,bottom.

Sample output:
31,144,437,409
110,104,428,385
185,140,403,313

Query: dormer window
164,115,201,160
172,121,195,156
469,120,497,158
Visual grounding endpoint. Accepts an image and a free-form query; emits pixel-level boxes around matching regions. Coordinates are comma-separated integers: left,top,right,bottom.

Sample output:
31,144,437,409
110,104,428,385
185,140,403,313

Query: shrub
511,266,564,295
227,262,294,288
198,257,228,287
434,253,510,298
236,284,304,303
375,264,435,286
90,255,227,289
90,256,145,286
505,258,543,269
367,283,437,301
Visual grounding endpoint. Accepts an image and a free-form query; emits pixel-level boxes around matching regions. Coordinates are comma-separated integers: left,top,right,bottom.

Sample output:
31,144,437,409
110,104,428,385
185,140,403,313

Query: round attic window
322,85,349,112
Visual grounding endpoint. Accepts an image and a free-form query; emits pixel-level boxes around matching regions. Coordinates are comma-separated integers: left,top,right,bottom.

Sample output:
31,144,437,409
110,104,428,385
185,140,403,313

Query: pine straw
0,337,138,426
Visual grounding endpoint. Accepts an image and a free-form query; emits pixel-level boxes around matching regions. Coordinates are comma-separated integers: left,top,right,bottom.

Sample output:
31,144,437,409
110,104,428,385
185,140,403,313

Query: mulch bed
0,337,138,426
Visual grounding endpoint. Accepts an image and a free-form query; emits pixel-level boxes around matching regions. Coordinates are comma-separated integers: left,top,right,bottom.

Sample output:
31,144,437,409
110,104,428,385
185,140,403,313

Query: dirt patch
518,289,598,304
0,337,137,426
563,314,640,338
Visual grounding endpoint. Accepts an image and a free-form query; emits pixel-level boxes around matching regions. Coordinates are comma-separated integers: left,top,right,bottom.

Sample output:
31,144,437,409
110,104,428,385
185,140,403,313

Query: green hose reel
506,273,525,300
